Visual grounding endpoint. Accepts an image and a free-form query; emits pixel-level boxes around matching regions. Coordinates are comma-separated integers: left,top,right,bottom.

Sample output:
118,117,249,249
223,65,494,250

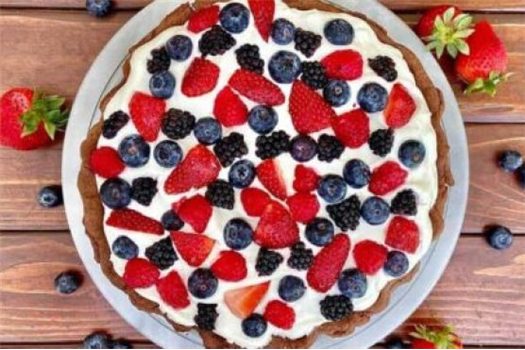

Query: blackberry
327,195,361,231
147,47,170,74
255,130,291,160
102,111,129,139
205,180,235,210
194,303,219,331
368,128,394,157
301,61,328,90
294,28,322,58
255,248,284,276
213,132,248,167
391,189,417,216
368,56,398,82
235,44,264,74
320,295,353,321
145,237,178,270
199,25,236,57
317,134,344,162
131,177,158,206
287,242,314,270
161,108,196,140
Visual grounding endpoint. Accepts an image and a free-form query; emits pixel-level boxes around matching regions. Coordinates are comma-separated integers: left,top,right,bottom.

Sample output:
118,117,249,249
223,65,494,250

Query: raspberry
123,258,160,288
369,161,408,196
286,192,320,224
293,165,319,193
211,251,247,282
353,240,388,275
385,216,420,253
264,300,295,330
331,109,370,149
89,147,125,179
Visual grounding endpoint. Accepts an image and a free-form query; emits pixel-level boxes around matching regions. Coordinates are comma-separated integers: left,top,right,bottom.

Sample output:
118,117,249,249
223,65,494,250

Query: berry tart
79,0,453,348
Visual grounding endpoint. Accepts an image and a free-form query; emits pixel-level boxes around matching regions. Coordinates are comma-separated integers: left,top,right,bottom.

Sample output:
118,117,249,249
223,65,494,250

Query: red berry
106,209,164,235
156,270,190,309
211,251,247,282
385,84,416,129
229,69,285,106
263,300,295,330
123,258,160,288
129,92,166,142
256,159,287,200
369,161,408,196
386,216,420,254
353,240,388,275
213,86,248,127
182,58,220,97
293,165,319,193
89,147,125,178
331,109,370,149
248,0,275,42
177,195,212,233
286,192,320,224
254,201,299,249
307,234,350,293
188,5,220,33
321,49,363,80
411,339,437,349
289,80,335,134
170,231,215,267
240,188,272,217
416,5,462,38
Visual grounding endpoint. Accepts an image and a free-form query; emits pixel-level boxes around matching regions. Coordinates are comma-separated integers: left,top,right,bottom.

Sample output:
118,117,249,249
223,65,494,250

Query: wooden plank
0,343,157,349
0,232,524,345
0,0,152,9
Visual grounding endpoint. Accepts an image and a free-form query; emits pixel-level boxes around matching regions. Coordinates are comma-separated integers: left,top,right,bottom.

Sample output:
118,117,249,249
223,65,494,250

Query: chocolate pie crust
78,0,454,348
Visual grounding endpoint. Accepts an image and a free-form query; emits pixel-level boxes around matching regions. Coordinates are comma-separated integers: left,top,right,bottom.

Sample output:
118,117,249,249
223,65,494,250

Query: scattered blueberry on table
485,225,513,250
86,0,112,18
55,271,81,295
37,185,63,208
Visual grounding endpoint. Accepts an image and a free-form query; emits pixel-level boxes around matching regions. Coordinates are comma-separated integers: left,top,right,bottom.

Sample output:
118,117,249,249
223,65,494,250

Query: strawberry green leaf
19,91,69,138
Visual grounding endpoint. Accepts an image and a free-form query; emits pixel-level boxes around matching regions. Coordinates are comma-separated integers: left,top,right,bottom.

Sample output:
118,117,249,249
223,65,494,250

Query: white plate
63,0,469,348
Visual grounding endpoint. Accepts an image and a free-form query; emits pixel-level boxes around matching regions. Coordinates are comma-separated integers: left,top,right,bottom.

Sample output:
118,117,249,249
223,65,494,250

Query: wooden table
0,0,524,348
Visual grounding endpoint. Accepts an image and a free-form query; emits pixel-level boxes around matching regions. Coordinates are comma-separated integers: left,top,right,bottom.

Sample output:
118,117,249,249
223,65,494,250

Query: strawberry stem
425,8,474,58
464,71,513,97
19,91,69,139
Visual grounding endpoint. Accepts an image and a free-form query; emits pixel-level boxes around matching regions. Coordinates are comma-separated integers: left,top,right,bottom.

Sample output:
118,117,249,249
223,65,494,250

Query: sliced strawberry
129,92,166,142
224,282,270,319
353,240,388,275
240,187,272,217
321,50,363,80
106,209,164,235
123,258,160,288
156,270,190,309
248,0,275,42
286,192,320,224
89,147,125,178
307,234,350,293
182,58,220,97
293,165,319,193
211,251,247,282
331,109,370,149
289,80,335,134
254,202,299,249
263,300,295,330
188,5,220,33
171,231,215,267
386,216,420,254
213,86,248,127
369,161,408,196
177,195,212,233
229,69,285,106
385,84,416,129
256,159,287,200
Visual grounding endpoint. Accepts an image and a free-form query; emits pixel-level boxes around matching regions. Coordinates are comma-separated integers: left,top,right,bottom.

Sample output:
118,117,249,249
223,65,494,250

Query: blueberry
343,159,371,189
242,314,267,338
149,71,176,99
486,225,513,250
338,269,367,299
498,150,523,172
323,80,350,107
518,165,525,188
112,236,138,260
357,83,388,113
271,18,296,45
248,105,278,135
166,35,193,61
161,210,184,231
229,160,256,188
37,185,63,208
83,332,111,349
386,337,409,349
220,3,250,34
324,19,354,45
194,117,222,145
290,135,317,162
318,175,347,204
399,140,426,169
54,271,81,295
361,197,390,225
278,275,306,302
118,134,150,167
154,140,182,168
384,251,409,277
305,218,335,247
86,0,112,17
188,269,218,299
224,218,253,250
100,178,131,209
110,340,132,349
268,51,302,84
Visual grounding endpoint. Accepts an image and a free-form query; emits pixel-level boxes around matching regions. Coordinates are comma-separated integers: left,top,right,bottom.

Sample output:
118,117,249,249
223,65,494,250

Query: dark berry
327,195,361,231
369,128,394,157
194,117,222,145
161,210,184,231
338,269,367,299
213,132,248,167
236,44,264,74
161,108,196,140
248,105,278,134
318,175,347,204
287,242,314,270
399,140,426,169
242,314,267,338
324,19,354,45
149,71,176,99
110,340,132,349
272,18,296,45
294,28,322,58
305,217,335,247
361,197,390,225
147,47,170,74
37,185,63,208
343,159,371,189
86,0,112,18
224,218,253,250
83,332,111,349
199,25,236,57
194,303,219,331
145,237,178,270
255,130,291,160
154,140,183,168
323,80,350,107
118,134,150,168
301,61,328,90
391,189,417,216
205,179,235,210
384,251,409,277
219,3,250,34
290,135,317,162
368,56,398,82
229,159,256,188
386,338,409,349
486,225,513,250
499,150,523,172
131,177,157,206
188,268,218,299
357,83,388,113
320,295,353,321
518,165,525,188
54,271,81,294
255,248,284,276
317,134,344,162
112,236,139,260
102,111,129,139
268,50,302,84
278,275,306,302
100,178,131,209
166,34,193,61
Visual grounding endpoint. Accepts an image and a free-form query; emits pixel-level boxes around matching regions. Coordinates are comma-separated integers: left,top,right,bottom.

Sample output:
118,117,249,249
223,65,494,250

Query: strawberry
353,240,388,275
171,231,215,267
455,20,510,96
182,58,220,97
410,325,463,349
386,216,420,254
165,144,221,194
286,192,320,224
321,50,363,80
224,282,270,319
211,251,247,282
89,147,125,179
331,109,370,149
176,195,212,233
369,161,408,196
188,5,220,33
293,165,319,193
307,234,350,293
229,69,285,106
0,88,68,150
240,187,272,217
106,209,164,235
248,0,275,42
289,80,335,134
213,86,248,127
123,258,160,288
128,92,166,142
256,159,287,200
156,270,190,309
254,201,299,249
385,84,416,129
263,300,295,330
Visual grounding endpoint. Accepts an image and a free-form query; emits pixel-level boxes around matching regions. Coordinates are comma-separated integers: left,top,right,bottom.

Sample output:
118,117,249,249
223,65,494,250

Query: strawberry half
254,201,299,249
410,325,463,349
89,147,125,179
385,84,416,129
176,195,212,233
171,231,215,267
241,187,272,217
321,50,363,80
353,240,388,275
293,165,319,193
211,251,247,282
331,109,370,149
307,234,350,293
123,258,160,288
248,0,275,42
106,209,164,235
369,161,408,196
386,216,420,254
156,270,190,309
129,92,166,142
289,80,335,134
286,192,320,224
263,300,295,330
229,69,285,106
188,5,220,33
256,159,287,200
213,86,248,127
224,282,270,319
182,58,220,97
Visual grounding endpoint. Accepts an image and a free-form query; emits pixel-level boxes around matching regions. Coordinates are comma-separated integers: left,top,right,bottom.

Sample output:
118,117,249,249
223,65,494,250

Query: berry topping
361,196,390,226
289,80,335,134
324,19,354,45
235,44,265,74
255,130,291,160
147,47,170,74
305,217,335,247
161,210,184,231
54,271,81,295
213,132,248,167
256,159,287,200
182,58,220,97
485,225,513,250
287,242,314,270
369,128,394,157
399,140,426,169
307,234,350,293
156,271,190,309
224,218,253,250
154,140,183,168
385,84,416,128
194,117,222,145
194,303,219,331
331,108,370,149
205,179,235,210
254,201,299,249
177,194,212,233
89,147,125,179
248,105,278,135
188,5,220,34
100,178,131,209
294,28,322,58
353,240,388,275
278,275,306,302
293,165,319,193
242,314,267,338
338,269,367,298
290,135,317,162
220,3,250,34
123,258,160,288
343,159,370,189
102,111,129,139
188,268,218,299
149,71,176,99
320,295,353,321
118,134,150,168
161,108,196,140
86,0,112,17
386,216,420,254
229,159,256,188
323,80,350,107
171,232,215,267
37,185,63,208
145,237,178,270
317,174,347,204
499,150,523,172
129,92,166,142
241,187,272,217
286,192,320,224
199,25,236,57
321,49,363,80
301,61,329,90
384,251,409,277
271,18,296,45
327,195,361,231
268,50,302,84
229,69,285,106
225,282,270,319
112,236,139,260
166,35,193,61
106,208,164,235
368,56,398,82
264,300,295,330
391,189,418,216
248,0,275,42
357,83,388,113
211,251,247,282
369,161,408,196
255,248,284,276
317,134,344,162
131,177,157,206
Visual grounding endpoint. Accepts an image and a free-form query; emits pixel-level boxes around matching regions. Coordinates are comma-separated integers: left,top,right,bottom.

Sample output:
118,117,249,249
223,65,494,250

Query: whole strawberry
0,88,68,150
410,325,463,349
